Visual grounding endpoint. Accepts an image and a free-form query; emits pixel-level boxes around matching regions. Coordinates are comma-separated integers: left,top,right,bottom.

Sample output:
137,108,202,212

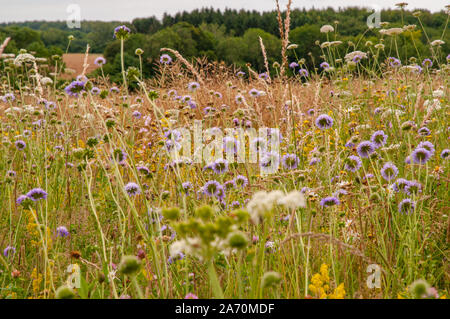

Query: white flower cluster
247,190,306,224
14,53,36,66
344,51,368,62
320,25,334,33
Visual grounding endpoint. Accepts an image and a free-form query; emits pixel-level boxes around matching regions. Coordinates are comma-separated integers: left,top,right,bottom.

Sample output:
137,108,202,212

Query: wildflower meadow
0,2,449,300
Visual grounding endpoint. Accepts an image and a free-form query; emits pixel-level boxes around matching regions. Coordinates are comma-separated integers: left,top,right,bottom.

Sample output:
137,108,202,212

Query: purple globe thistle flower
357,141,376,158
309,157,320,166
112,149,127,164
23,130,32,138
411,147,432,164
232,118,240,127
236,71,246,78
398,198,415,214
1,93,15,102
230,201,241,209
187,81,200,92
260,151,280,173
249,88,261,97
417,127,431,136
132,110,141,119
181,182,192,195
114,25,131,39
213,91,223,99
315,114,334,130
289,62,299,69
235,94,245,104
223,136,239,155
352,55,362,63
215,185,225,200
417,141,435,156
299,68,309,77
3,246,15,257
188,101,197,109
370,130,387,148
14,140,26,150
405,180,422,195
307,109,315,116
333,189,348,197
441,149,450,159
110,86,119,93
203,180,222,197
212,159,229,174
300,187,311,194
259,72,269,80
422,58,432,68
320,196,340,207
16,195,28,205
244,120,252,128
387,57,401,67
26,188,48,201
137,166,150,175
234,175,248,188
182,95,192,103
380,162,399,181
282,153,300,170
320,62,330,69
56,226,70,238
344,155,362,172
94,57,106,66
64,80,85,97
45,101,56,110
91,86,101,95
392,178,410,193
124,182,141,196
224,180,236,191
160,54,172,64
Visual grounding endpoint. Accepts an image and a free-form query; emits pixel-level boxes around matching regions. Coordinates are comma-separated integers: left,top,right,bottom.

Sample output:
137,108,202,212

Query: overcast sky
0,0,448,23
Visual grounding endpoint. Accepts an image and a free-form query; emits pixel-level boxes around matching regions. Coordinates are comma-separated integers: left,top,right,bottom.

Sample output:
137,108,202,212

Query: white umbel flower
320,25,334,33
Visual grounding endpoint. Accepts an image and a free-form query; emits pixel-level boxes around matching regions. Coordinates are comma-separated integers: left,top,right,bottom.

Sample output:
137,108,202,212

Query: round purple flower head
124,182,141,196
380,162,398,181
398,198,415,214
405,180,422,195
392,178,409,193
417,127,431,136
315,114,334,130
114,25,131,39
234,175,248,188
188,81,200,92
320,62,330,69
203,180,222,197
16,195,28,205
94,57,106,66
357,141,375,158
417,141,435,156
411,147,432,164
282,153,300,170
1,93,15,102
289,62,299,69
320,196,340,207
160,54,172,64
370,130,387,148
344,155,362,172
212,159,229,175
249,88,261,97
299,68,309,77
26,188,48,201
64,80,85,98
422,58,432,68
56,226,70,238
441,149,450,160
15,140,26,150
3,246,15,257
182,182,192,194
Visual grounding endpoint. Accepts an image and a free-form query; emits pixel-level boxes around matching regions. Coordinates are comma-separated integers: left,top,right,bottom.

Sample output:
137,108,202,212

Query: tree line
1,7,448,82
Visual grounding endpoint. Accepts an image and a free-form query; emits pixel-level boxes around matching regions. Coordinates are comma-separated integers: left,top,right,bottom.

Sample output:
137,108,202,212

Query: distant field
62,53,103,79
